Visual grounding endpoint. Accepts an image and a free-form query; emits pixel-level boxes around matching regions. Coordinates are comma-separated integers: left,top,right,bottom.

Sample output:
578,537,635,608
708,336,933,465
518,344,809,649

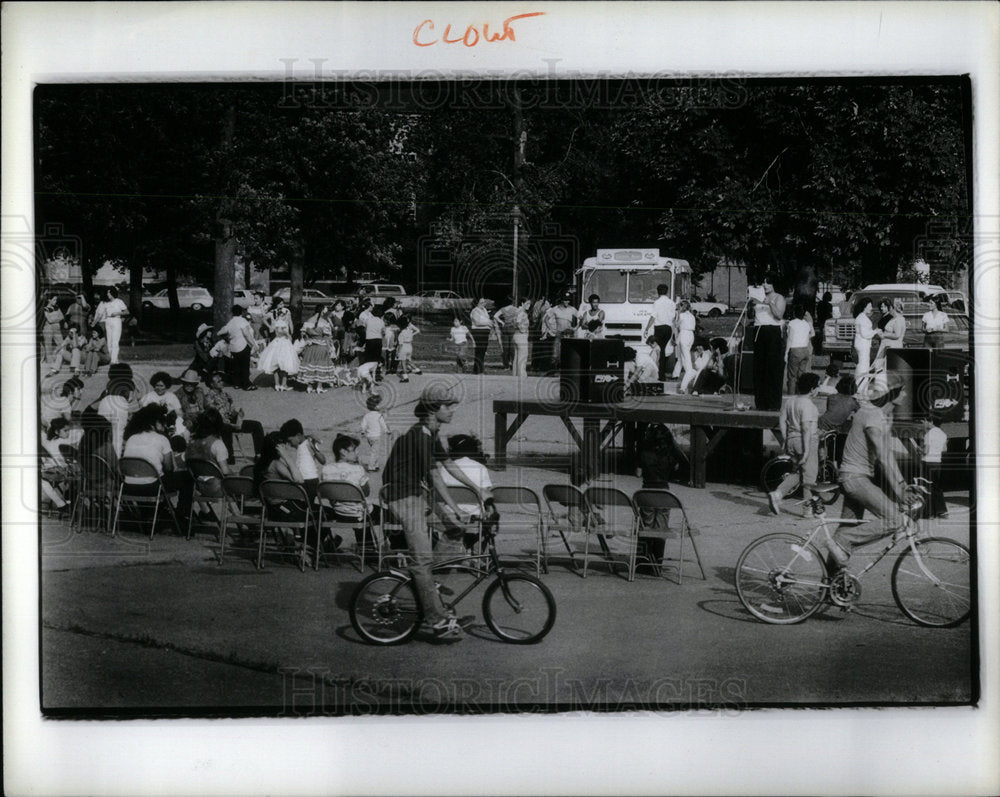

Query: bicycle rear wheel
482,574,556,643
350,572,422,644
760,456,795,495
891,537,971,628
736,532,829,624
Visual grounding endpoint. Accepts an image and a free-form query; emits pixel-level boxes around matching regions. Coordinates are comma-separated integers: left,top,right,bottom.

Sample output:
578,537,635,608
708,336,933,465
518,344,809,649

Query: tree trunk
128,262,144,338
213,102,238,333
165,263,180,314
289,239,305,332
81,251,94,299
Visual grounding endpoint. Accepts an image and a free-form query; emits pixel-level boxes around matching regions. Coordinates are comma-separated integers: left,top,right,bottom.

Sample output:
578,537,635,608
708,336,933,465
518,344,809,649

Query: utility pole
512,88,526,304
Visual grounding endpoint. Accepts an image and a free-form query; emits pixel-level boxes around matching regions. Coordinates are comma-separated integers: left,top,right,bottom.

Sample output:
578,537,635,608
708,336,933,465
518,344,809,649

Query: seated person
202,370,265,461
683,345,713,394
816,363,841,395
120,404,194,524
819,376,860,434
140,371,183,416
41,376,85,431
439,434,498,550
623,344,660,395
636,424,685,564
691,338,735,395
320,434,383,551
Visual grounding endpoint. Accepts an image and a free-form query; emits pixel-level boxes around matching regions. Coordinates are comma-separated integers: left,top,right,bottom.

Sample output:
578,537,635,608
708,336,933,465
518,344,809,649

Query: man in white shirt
218,305,258,390
643,283,676,381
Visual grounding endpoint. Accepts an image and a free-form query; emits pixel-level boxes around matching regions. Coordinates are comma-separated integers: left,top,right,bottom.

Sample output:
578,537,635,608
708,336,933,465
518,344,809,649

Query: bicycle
349,523,557,645
735,478,971,627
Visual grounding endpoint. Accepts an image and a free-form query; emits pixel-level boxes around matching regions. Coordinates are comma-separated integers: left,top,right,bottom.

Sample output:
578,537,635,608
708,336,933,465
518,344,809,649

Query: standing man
643,283,676,381
468,297,494,374
751,277,786,411
66,293,91,337
493,296,520,371
541,292,578,373
218,305,258,390
381,384,484,643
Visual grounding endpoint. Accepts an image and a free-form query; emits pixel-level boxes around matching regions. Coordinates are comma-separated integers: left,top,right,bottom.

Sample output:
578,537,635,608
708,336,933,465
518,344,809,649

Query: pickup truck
822,288,969,359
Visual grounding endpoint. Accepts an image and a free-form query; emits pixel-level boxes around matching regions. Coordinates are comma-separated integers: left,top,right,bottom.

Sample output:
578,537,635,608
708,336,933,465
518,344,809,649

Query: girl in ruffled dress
257,298,299,391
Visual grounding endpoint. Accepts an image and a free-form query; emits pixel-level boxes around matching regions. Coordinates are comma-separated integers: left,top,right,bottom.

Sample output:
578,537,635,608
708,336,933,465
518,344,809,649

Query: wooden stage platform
492,394,780,488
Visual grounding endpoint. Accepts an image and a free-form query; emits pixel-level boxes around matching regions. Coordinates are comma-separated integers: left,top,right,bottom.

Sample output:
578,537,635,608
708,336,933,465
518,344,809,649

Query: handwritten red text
413,12,546,48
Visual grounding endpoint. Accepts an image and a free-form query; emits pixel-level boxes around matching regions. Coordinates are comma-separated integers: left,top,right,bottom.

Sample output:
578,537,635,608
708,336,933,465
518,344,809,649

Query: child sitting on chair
320,433,382,552
438,433,498,552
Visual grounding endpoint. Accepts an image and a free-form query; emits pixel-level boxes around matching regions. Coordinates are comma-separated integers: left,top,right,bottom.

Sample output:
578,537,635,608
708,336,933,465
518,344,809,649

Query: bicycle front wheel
350,572,422,644
892,537,971,628
736,533,829,624
483,574,556,643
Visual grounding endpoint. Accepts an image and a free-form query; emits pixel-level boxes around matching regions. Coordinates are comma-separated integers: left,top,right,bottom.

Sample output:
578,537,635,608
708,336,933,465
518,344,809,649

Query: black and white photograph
4,3,999,795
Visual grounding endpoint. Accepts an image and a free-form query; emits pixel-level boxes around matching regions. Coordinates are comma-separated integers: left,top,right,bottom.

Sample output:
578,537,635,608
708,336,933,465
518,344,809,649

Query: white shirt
449,324,470,345
98,395,131,456
923,426,947,463
922,309,949,333
469,306,492,329
140,391,183,415
854,313,875,347
95,298,128,323
122,431,172,483
361,410,388,439
296,440,319,481
219,315,253,353
357,361,379,381
651,295,676,326
786,318,813,349
633,350,659,383
440,457,492,515
364,315,385,341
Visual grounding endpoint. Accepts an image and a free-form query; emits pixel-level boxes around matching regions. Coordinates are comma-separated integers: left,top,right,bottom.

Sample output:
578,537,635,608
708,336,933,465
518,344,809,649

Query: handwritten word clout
413,12,545,47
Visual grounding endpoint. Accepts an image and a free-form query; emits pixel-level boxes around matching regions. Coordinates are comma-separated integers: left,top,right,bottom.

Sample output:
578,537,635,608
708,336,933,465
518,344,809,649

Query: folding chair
582,486,639,580
185,458,228,542
112,457,183,539
219,475,263,565
631,489,706,584
69,454,116,533
315,480,381,572
491,486,546,575
541,483,591,577
257,479,312,571
239,463,257,478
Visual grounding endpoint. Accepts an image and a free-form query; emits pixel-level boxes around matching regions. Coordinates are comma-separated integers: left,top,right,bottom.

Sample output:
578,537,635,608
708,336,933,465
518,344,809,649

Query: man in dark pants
218,305,258,390
643,283,676,381
493,297,519,370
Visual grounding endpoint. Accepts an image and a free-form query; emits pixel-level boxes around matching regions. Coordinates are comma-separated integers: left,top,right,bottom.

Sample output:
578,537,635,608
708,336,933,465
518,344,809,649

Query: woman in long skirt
298,305,337,393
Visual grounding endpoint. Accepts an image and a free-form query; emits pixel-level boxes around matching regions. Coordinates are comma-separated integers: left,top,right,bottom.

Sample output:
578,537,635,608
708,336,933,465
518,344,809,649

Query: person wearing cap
189,324,215,377
381,384,484,642
826,372,914,570
175,368,208,431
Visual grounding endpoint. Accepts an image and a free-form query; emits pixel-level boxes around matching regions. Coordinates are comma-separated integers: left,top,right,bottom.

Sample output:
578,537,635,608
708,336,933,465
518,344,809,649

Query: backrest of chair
542,483,585,510
259,479,309,505
584,486,637,532
445,485,481,512
239,463,256,478
583,486,635,511
187,457,226,498
81,454,115,487
492,486,542,514
316,480,366,505
118,457,160,480
59,443,80,465
222,475,257,501
632,489,683,512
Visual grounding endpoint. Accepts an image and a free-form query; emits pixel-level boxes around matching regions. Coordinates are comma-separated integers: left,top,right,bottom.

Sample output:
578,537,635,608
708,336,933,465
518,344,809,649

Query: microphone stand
728,296,752,410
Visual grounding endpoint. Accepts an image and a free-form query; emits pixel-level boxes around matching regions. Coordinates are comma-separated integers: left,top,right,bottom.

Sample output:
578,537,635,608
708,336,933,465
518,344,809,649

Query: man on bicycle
827,371,916,569
381,383,486,642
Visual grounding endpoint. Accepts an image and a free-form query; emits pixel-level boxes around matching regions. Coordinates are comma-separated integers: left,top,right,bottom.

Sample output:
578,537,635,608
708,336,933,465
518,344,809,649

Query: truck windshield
582,270,627,303
627,271,664,304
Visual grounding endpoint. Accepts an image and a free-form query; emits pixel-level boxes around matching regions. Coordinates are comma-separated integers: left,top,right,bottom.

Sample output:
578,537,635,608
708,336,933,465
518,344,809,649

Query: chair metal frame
112,457,183,539
315,480,381,572
257,479,312,571
540,483,602,578
490,485,546,576
219,475,263,565
185,457,229,542
581,485,639,581
69,453,116,533
631,488,707,584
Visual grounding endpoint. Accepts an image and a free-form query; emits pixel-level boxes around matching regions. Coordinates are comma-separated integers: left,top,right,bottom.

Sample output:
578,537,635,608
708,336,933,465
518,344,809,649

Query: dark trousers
752,325,784,411
231,346,253,388
363,339,382,364
162,471,195,525
653,325,674,381
471,328,491,373
222,419,265,461
500,329,515,369
921,461,947,517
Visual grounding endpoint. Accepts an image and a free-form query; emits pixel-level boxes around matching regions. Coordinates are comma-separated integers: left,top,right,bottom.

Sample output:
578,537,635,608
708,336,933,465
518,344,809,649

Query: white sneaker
768,491,782,515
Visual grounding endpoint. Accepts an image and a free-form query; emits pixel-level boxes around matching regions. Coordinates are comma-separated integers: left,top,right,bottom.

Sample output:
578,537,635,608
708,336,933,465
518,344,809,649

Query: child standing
448,316,472,372
921,414,948,518
382,314,400,375
768,372,822,516
360,394,390,472
395,315,422,382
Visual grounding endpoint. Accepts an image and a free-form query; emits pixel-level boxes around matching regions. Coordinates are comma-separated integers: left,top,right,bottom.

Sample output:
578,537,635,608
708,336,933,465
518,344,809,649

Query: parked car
232,289,258,308
822,288,969,359
273,287,333,309
397,290,494,314
689,299,730,317
142,286,214,311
